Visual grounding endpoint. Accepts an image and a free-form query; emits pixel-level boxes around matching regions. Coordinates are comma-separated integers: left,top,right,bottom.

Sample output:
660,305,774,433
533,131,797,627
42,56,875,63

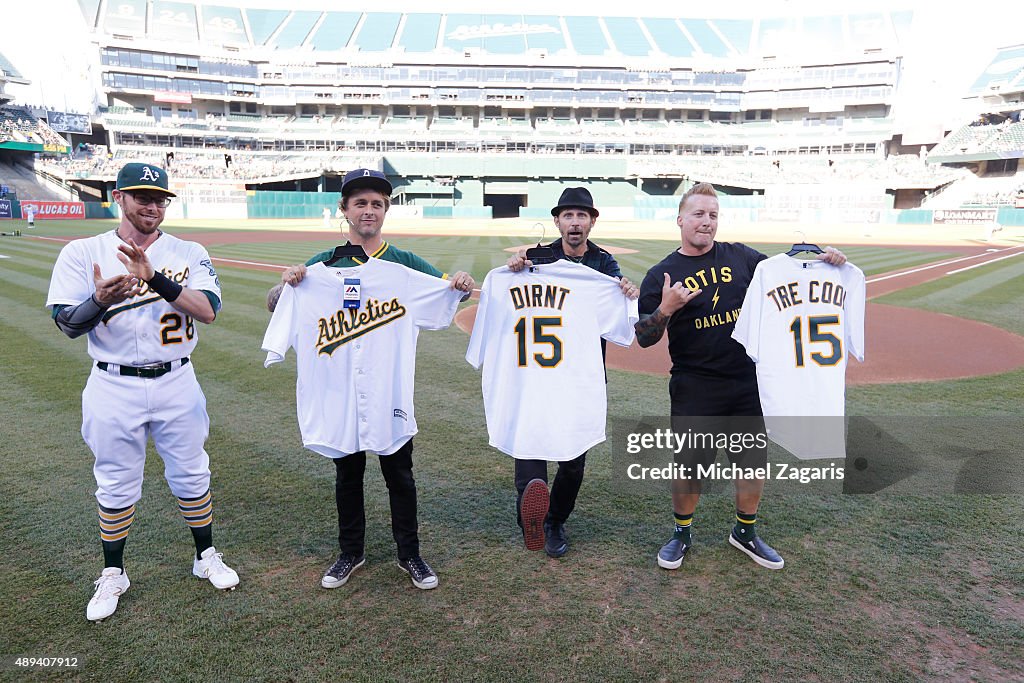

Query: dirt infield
454,246,1024,385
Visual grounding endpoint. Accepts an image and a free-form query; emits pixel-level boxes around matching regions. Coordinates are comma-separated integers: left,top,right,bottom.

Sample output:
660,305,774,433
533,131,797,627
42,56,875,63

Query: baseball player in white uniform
732,254,866,459
46,162,238,622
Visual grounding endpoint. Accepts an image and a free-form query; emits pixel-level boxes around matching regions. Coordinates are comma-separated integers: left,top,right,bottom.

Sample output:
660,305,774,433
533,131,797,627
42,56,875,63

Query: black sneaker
543,521,569,558
321,552,365,589
729,531,784,569
657,530,691,570
398,556,438,590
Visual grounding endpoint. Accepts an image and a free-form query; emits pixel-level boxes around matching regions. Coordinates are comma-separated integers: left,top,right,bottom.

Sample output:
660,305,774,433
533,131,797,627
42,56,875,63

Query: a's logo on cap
363,170,371,176
140,166,161,182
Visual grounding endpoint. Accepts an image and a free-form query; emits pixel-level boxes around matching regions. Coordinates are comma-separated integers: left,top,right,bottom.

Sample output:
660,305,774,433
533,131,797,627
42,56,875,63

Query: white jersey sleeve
466,260,638,461
732,260,765,363
262,279,297,367
46,237,95,307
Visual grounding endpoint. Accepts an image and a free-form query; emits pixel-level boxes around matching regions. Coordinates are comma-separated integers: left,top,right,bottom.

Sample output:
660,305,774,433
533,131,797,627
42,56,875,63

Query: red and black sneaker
520,478,550,551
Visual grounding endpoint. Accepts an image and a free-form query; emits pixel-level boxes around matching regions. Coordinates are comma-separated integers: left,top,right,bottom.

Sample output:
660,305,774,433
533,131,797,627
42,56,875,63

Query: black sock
98,504,135,569
734,510,757,542
177,491,214,559
673,512,693,545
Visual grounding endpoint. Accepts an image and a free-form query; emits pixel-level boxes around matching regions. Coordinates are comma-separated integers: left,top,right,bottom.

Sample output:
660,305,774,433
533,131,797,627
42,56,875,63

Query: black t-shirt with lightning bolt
639,241,766,379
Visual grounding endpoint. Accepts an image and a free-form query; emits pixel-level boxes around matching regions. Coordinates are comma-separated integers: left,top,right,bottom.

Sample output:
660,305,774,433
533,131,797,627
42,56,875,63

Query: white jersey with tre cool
46,230,221,365
732,254,865,459
262,259,462,457
466,260,639,461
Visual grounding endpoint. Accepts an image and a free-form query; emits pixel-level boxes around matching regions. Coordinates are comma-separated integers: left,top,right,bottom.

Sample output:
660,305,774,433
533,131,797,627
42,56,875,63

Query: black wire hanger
525,222,556,270
324,241,369,265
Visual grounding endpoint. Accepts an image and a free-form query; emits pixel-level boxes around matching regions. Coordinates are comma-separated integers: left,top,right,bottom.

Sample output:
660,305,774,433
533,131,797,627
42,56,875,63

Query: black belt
96,357,190,378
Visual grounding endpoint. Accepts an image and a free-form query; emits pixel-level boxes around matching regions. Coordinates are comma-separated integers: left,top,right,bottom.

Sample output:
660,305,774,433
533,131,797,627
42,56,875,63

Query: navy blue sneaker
729,531,784,569
657,530,691,570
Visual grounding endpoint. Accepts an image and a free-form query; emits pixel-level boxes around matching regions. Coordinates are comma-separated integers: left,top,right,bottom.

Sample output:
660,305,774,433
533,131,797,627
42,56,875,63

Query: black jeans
514,452,587,528
334,438,419,560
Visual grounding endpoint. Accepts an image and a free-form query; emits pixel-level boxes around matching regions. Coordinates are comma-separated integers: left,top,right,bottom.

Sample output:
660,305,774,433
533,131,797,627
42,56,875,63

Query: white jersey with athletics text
46,230,221,365
732,254,865,459
466,260,639,461
262,259,462,457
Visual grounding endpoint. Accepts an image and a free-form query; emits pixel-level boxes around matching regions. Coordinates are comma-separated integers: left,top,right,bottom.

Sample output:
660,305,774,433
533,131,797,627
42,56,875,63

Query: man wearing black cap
506,186,639,558
266,168,475,591
47,162,238,621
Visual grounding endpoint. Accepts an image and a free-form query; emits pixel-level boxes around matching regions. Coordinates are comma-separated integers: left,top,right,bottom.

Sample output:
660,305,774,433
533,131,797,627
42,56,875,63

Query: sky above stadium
2,0,1022,128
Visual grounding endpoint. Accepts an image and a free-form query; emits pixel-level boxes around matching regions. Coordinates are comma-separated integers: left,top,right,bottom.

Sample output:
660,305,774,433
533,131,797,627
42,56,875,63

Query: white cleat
192,546,239,590
87,567,130,622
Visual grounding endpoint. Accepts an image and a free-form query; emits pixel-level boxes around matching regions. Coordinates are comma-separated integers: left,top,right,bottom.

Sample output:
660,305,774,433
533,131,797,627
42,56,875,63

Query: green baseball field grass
1,220,1021,681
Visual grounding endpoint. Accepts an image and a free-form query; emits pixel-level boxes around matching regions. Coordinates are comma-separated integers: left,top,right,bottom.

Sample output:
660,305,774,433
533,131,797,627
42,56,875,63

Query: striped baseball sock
673,512,693,545
99,503,135,569
734,510,757,542
177,490,213,559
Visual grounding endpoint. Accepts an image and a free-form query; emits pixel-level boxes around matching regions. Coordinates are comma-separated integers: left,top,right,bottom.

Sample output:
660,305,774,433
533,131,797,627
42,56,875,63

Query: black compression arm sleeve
53,295,108,339
147,271,183,302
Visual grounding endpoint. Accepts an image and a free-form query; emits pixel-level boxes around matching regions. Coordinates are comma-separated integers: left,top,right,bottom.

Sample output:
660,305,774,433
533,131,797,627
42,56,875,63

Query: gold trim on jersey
351,241,390,265
102,295,163,322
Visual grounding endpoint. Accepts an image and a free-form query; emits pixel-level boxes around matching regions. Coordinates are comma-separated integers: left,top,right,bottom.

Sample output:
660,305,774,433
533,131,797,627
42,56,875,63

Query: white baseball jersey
46,229,220,508
46,230,221,365
732,254,866,459
466,260,639,461
262,259,462,458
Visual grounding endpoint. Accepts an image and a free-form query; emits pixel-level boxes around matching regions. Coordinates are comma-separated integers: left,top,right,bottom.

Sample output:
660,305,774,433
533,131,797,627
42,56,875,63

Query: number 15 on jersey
514,316,563,368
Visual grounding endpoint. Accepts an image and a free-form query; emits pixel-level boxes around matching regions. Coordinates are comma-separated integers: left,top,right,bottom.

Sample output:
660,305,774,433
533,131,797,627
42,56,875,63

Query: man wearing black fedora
506,186,639,558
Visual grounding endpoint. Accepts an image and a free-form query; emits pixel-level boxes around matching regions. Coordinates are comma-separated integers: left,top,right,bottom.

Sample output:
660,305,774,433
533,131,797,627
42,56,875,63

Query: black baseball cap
551,187,599,218
342,168,392,197
116,162,176,196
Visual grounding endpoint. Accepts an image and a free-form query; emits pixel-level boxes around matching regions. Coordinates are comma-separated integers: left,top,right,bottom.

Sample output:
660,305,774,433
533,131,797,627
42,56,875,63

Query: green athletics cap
116,162,176,196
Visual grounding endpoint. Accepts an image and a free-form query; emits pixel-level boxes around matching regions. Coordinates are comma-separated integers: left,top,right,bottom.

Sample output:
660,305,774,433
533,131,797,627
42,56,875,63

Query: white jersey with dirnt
262,260,462,458
732,254,865,459
46,230,221,365
466,260,639,461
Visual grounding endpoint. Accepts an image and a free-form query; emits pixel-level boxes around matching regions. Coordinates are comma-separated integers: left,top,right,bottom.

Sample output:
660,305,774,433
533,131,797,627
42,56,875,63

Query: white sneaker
86,567,130,622
192,546,239,590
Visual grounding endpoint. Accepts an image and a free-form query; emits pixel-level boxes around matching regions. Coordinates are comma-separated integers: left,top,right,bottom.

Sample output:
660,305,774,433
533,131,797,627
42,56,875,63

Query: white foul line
866,246,1024,284
211,256,286,269
945,250,1024,275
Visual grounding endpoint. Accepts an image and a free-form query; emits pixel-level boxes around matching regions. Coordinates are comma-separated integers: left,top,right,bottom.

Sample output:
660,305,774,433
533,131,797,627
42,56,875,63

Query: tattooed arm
634,272,701,348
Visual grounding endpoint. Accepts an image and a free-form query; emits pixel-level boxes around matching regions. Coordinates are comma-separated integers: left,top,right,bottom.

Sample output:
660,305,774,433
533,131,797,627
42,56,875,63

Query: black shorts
669,373,767,473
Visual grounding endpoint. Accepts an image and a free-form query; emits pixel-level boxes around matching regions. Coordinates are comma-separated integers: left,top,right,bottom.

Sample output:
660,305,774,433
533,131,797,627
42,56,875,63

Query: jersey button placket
353,343,368,441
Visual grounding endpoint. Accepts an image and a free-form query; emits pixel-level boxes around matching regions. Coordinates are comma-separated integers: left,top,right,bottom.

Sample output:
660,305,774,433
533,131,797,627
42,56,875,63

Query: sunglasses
125,191,172,208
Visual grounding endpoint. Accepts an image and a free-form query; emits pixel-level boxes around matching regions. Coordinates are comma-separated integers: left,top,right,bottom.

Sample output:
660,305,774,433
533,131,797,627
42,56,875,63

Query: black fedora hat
551,187,599,217
342,168,392,197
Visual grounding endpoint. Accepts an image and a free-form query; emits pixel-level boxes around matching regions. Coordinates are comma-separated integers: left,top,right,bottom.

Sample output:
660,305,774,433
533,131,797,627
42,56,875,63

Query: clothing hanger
525,222,556,269
786,230,824,257
324,241,369,266
525,243,556,264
